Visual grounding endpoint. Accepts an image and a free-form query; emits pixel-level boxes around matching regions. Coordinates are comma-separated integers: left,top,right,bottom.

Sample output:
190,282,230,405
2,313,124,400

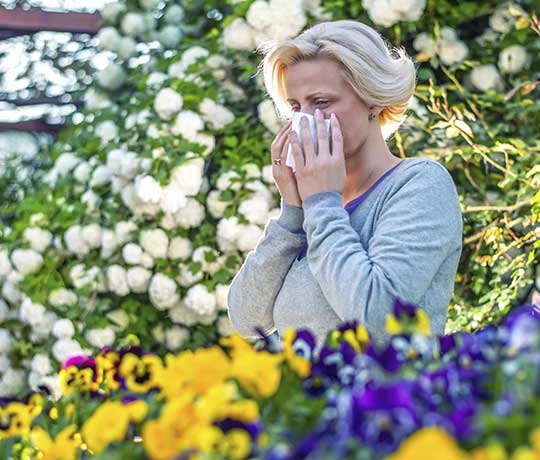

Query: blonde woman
227,19,463,345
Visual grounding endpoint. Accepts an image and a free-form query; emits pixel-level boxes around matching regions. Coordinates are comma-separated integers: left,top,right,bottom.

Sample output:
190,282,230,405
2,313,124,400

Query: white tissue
286,111,332,173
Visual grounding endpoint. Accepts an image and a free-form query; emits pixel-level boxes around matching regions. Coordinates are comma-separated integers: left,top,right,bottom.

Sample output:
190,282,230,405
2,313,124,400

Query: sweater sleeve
227,197,307,340
301,162,463,339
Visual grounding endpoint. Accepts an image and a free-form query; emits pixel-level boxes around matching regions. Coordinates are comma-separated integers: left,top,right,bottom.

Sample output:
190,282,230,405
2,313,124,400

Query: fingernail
315,108,320,115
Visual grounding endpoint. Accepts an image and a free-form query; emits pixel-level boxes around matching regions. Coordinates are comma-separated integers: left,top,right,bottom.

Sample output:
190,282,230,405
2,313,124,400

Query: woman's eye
316,100,329,105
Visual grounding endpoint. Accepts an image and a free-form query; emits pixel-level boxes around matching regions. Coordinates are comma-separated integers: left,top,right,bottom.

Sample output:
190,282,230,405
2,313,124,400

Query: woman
227,19,463,345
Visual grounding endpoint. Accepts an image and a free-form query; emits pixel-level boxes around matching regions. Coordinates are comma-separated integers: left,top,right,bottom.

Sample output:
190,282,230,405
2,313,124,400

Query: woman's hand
288,109,346,201
270,119,303,208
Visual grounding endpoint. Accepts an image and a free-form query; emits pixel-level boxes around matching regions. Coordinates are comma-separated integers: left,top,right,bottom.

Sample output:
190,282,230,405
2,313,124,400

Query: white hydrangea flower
31,354,53,375
167,236,192,260
439,40,468,65
134,175,162,203
217,315,235,336
0,329,13,353
214,284,231,311
206,190,230,219
11,248,43,276
73,161,92,183
2,272,23,305
159,25,182,48
470,64,503,92
153,88,184,119
84,87,112,110
82,223,102,249
48,288,78,307
198,98,235,130
64,225,90,256
171,110,205,140
170,156,205,196
54,152,80,177
126,266,152,293
90,164,113,187
173,198,206,229
236,224,264,252
107,265,130,296
160,182,188,214
106,309,130,330
222,18,255,50
0,299,9,323
164,326,190,349
100,2,126,22
238,192,271,226
115,220,138,245
96,62,127,90
0,368,25,397
117,36,137,60
0,248,13,278
216,170,242,191
52,319,75,339
489,3,525,33
52,338,85,363
139,0,160,9
148,273,179,310
498,44,529,74
163,4,185,23
19,296,46,327
216,216,242,254
140,228,169,259
363,0,425,27
86,327,115,348
184,283,216,315
81,190,100,213
175,263,204,287
96,120,118,145
192,246,221,274
258,99,282,134
23,227,52,253
120,12,147,37
123,243,144,265
100,229,118,258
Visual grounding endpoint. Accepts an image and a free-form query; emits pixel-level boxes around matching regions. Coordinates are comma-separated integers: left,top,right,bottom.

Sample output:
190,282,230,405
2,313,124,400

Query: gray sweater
227,157,463,345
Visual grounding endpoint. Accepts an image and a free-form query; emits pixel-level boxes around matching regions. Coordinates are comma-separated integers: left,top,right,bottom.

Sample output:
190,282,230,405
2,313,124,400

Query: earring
368,112,376,121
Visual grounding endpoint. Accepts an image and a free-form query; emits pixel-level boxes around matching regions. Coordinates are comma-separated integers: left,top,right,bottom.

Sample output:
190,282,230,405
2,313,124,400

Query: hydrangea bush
0,0,539,400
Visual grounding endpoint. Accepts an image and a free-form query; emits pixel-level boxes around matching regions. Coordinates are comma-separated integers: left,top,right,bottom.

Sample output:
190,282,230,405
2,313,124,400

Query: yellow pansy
470,443,506,460
385,314,403,335
81,401,130,454
158,347,230,399
30,424,81,460
143,418,183,460
511,447,537,460
282,329,311,378
124,400,149,423
96,351,121,391
59,366,101,395
118,353,163,393
0,402,33,439
229,349,283,398
385,427,468,460
416,309,432,336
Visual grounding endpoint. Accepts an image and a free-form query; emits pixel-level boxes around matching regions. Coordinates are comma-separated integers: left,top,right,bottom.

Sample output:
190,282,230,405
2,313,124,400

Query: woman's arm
227,197,307,340
301,162,463,339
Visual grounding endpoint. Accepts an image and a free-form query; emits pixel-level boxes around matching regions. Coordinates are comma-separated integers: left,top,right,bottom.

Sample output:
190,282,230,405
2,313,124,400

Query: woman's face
284,56,378,160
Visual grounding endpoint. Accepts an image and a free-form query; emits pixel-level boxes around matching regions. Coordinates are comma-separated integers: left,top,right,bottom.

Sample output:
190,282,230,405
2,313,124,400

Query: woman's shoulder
393,157,458,191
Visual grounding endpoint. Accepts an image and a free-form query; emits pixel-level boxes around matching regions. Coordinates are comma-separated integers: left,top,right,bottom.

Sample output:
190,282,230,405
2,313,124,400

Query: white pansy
86,327,115,348
163,4,184,23
148,273,179,310
216,170,242,191
11,248,43,276
498,44,529,74
153,88,183,120
164,326,189,349
107,265,130,296
52,338,85,363
236,223,264,252
173,198,206,229
134,175,162,203
48,288,78,307
198,98,235,130
123,243,144,265
96,62,127,90
126,266,152,293
120,12,147,37
184,283,216,315
31,354,52,375
73,161,92,183
175,263,204,287
167,236,192,260
90,164,112,187
222,17,255,50
81,223,102,249
23,227,52,253
470,64,502,92
171,110,205,140
159,182,188,214
140,228,169,259
96,120,118,145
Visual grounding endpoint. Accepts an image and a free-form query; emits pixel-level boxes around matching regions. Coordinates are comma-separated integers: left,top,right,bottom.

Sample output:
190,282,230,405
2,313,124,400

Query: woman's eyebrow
286,92,332,102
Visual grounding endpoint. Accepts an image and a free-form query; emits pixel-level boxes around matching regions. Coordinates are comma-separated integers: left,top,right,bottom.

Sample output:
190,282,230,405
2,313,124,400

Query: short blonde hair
256,19,417,139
